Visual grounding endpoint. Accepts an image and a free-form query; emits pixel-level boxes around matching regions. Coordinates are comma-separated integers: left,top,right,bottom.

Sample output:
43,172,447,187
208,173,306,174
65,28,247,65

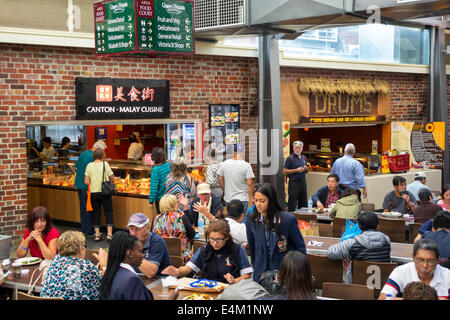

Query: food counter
305,168,442,210
27,159,155,229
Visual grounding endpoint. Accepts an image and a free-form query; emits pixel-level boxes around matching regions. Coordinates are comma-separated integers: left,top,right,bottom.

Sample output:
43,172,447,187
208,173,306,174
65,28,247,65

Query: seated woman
100,231,154,300
16,206,60,260
328,188,361,219
162,219,253,284
262,251,316,300
40,231,103,300
152,194,195,263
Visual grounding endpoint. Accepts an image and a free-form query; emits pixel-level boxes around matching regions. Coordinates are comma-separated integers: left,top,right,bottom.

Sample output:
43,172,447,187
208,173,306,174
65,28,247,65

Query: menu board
94,0,194,56
391,121,446,170
410,122,446,170
209,104,240,153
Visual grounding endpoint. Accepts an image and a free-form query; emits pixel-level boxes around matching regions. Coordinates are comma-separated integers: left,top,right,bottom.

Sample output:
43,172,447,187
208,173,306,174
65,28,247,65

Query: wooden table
303,235,413,264
144,276,220,300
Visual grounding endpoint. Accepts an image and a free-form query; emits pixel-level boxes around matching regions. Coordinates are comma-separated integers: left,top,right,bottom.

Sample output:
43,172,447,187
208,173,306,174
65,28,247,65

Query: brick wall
0,43,259,243
0,43,448,243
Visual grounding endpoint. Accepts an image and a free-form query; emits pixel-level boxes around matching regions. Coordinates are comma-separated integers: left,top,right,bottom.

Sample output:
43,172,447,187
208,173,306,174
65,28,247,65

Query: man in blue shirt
127,213,171,278
74,139,106,236
283,141,309,212
421,212,450,261
330,143,367,201
407,171,437,203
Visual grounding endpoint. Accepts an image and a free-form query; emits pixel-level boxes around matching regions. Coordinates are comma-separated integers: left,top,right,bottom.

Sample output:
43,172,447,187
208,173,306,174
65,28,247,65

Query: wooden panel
322,282,374,300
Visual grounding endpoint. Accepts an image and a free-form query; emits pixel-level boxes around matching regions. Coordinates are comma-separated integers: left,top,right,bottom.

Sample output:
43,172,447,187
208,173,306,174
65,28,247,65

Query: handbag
101,161,117,196
28,259,51,294
257,270,280,295
340,219,362,242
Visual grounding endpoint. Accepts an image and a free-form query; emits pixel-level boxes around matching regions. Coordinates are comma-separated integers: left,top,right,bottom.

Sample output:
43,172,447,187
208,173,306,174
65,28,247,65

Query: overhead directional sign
94,0,194,56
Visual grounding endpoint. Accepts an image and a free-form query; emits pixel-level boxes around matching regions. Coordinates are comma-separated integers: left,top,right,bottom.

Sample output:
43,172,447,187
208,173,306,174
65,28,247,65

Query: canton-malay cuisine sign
94,0,194,56
76,77,170,120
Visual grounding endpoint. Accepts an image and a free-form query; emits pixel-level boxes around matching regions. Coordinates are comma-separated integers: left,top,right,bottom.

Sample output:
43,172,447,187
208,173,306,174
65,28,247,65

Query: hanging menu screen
94,0,194,56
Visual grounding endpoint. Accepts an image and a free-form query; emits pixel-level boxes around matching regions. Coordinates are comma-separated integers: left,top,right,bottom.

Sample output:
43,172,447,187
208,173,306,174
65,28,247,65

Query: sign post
94,0,194,56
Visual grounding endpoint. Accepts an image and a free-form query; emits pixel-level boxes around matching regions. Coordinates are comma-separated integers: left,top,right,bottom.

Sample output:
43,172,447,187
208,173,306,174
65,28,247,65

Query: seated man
382,176,417,215
413,188,442,224
183,182,224,227
421,212,450,262
327,211,391,283
311,173,343,210
224,199,248,247
379,238,450,300
127,213,171,278
407,171,437,203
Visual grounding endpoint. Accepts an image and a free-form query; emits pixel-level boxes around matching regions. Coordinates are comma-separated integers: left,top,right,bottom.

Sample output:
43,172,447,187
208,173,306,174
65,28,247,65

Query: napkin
161,276,179,287
307,240,324,247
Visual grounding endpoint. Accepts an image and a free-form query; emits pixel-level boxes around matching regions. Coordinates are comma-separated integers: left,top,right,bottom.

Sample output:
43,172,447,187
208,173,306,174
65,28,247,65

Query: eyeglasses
82,243,87,248
209,237,225,244
414,258,437,266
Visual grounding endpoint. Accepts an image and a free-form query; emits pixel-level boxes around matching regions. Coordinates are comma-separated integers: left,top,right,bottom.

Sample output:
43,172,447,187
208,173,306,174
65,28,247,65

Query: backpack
216,279,269,300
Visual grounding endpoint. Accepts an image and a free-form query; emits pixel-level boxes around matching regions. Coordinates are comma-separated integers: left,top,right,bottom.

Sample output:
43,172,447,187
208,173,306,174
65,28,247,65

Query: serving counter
27,159,156,229
305,168,442,210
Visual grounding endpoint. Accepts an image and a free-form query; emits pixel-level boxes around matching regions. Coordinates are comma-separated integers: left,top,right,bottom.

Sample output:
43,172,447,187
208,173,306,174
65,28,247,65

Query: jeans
288,179,307,212
91,192,114,228
77,189,94,235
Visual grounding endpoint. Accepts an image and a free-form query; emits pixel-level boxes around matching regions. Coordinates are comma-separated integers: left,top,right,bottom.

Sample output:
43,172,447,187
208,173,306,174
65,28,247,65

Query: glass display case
302,151,381,175
27,158,152,197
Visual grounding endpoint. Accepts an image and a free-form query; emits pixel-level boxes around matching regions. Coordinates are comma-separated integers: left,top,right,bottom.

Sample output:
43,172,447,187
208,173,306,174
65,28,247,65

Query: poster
391,121,445,170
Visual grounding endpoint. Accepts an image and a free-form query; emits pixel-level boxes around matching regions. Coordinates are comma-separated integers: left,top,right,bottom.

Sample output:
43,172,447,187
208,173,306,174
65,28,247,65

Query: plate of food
183,293,213,300
15,257,42,266
382,211,402,217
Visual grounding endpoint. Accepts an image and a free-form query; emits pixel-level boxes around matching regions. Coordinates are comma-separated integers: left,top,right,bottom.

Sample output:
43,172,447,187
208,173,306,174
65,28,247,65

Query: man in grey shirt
218,144,255,219
382,176,417,215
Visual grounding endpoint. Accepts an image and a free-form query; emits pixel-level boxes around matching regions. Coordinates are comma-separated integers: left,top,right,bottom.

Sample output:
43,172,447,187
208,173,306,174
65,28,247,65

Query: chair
318,223,332,237
332,217,357,238
411,223,423,242
352,260,398,298
192,240,204,254
169,255,184,268
361,203,375,212
307,254,343,290
162,237,183,257
377,217,407,243
322,282,374,300
292,212,318,225
17,291,63,301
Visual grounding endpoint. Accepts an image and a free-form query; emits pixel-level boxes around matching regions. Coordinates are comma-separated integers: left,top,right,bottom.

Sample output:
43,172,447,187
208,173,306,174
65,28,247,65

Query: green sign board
94,0,194,56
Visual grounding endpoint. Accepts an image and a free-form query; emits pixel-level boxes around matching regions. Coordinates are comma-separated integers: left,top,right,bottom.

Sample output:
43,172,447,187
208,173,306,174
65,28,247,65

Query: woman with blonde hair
162,219,253,284
40,230,104,300
152,194,196,262
165,156,196,211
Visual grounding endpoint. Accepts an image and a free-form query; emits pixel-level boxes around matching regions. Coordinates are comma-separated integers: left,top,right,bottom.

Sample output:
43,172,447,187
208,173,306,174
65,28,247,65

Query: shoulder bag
101,161,117,196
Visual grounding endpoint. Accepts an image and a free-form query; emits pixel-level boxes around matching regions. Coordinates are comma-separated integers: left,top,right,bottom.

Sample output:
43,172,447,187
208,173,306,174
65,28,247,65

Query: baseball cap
127,213,150,228
197,183,211,195
93,140,107,150
293,141,303,147
415,172,426,179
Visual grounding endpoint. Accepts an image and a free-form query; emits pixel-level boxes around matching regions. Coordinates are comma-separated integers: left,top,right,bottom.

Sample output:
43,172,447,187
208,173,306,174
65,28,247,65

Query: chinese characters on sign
94,0,194,56
76,78,170,120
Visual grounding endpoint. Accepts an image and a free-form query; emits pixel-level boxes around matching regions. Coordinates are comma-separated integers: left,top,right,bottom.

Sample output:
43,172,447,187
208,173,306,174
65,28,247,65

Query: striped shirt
381,262,450,299
148,162,171,203
165,174,196,210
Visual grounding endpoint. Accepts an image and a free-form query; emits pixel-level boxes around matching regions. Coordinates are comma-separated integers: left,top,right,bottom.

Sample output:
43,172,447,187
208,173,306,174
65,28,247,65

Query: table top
144,277,220,300
303,235,413,264
2,263,43,293
293,209,415,225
